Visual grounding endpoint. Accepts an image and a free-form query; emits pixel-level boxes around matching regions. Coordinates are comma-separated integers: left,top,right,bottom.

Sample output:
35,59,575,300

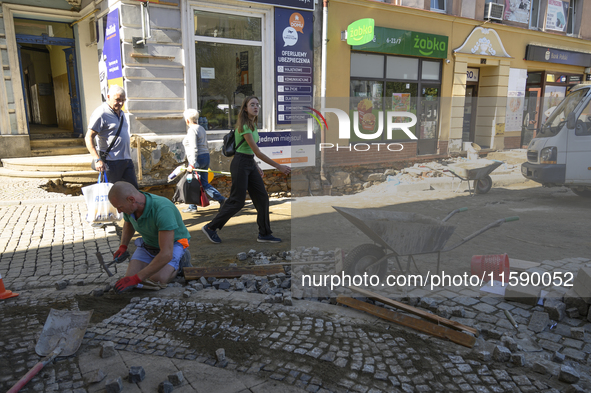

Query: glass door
462,85,477,143
417,85,439,155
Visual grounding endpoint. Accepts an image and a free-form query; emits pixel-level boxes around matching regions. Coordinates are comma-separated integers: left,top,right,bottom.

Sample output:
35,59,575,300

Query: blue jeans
189,153,225,209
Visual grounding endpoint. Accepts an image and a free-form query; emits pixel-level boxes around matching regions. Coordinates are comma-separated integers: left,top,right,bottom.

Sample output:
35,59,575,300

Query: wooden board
337,296,476,348
349,286,479,336
509,258,541,272
184,265,284,280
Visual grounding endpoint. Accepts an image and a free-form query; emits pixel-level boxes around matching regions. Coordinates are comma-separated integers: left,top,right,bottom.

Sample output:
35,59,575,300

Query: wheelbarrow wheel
344,244,387,280
474,175,493,194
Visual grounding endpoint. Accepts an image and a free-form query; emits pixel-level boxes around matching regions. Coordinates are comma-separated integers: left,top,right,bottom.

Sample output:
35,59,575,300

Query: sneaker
182,207,198,213
202,225,222,244
178,249,193,277
257,234,281,243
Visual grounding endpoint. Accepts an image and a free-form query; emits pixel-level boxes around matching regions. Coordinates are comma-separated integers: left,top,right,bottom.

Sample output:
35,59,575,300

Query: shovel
7,309,93,393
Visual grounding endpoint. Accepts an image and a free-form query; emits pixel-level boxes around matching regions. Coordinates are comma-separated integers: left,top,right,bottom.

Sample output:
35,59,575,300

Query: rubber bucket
470,254,509,281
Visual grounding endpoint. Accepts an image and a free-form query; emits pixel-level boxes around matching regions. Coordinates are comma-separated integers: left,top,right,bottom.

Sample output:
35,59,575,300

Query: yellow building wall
328,0,591,153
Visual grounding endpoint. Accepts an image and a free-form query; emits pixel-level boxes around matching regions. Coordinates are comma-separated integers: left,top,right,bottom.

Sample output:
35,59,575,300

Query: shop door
462,85,477,143
64,48,83,134
521,88,541,147
417,85,439,155
15,33,82,134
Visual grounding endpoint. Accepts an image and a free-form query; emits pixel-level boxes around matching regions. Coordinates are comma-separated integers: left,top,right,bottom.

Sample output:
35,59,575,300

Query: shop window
193,10,263,131
13,18,73,39
350,53,441,143
430,0,445,12
194,10,261,41
421,61,440,80
351,53,384,78
386,56,418,80
567,0,579,36
529,0,540,29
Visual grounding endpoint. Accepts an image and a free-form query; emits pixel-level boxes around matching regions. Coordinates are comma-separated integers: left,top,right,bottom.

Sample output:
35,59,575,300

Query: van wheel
474,175,493,194
571,188,591,197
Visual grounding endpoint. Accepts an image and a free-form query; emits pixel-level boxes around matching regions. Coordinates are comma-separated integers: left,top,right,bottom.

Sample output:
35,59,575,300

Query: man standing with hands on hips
85,85,138,189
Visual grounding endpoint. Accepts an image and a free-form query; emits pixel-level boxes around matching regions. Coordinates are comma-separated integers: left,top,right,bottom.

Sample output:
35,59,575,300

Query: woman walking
182,108,226,212
201,96,291,244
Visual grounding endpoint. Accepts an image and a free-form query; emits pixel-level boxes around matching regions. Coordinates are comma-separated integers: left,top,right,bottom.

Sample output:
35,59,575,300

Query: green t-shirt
123,192,190,248
235,124,259,155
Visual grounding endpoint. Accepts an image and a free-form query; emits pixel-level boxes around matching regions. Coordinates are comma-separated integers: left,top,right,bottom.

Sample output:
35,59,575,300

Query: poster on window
275,8,314,125
504,0,531,24
97,9,123,102
546,0,569,32
505,69,527,132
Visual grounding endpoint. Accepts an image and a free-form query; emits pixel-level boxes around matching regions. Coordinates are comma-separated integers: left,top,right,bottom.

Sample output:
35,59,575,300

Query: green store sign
347,18,375,46
352,26,448,59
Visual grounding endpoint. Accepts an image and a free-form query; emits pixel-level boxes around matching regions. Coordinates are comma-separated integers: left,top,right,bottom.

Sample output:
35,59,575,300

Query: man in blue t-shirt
108,181,191,292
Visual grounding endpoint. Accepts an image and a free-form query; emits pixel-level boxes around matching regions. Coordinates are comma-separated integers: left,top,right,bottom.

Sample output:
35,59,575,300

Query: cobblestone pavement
1,178,591,392
0,177,80,202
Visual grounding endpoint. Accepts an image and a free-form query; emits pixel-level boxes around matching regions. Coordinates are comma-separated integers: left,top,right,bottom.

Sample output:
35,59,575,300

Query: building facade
1,0,590,180
323,0,591,166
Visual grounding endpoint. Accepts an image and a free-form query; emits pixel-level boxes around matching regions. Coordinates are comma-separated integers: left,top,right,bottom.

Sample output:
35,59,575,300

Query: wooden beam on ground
349,286,479,337
184,265,285,280
337,296,476,348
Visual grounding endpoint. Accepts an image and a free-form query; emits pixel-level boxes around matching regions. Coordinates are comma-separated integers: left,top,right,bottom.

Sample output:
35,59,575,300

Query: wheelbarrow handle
442,216,519,252
441,207,468,222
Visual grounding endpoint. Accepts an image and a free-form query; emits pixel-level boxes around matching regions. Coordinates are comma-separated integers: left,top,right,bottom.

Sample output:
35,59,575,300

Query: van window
539,89,588,137
575,99,591,136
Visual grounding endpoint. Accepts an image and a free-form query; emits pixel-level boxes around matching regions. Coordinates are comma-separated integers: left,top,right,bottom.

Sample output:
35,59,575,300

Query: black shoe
202,225,222,244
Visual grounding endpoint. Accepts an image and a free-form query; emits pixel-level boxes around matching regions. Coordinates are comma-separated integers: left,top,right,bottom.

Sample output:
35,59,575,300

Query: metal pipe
320,0,328,182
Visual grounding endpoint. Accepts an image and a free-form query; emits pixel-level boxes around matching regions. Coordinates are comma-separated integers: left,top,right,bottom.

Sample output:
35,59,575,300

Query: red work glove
114,274,141,293
113,245,128,259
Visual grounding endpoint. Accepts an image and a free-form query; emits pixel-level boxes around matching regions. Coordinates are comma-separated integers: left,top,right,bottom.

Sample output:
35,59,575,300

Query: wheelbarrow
446,159,503,195
333,206,519,279
7,309,93,393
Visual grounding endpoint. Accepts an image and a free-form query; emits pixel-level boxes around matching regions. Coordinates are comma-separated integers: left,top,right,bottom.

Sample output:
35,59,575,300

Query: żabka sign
306,107,417,152
347,19,375,46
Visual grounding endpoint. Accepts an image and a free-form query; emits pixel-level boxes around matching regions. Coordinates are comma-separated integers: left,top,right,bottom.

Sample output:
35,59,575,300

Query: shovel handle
7,361,47,393
7,341,64,393
504,216,520,222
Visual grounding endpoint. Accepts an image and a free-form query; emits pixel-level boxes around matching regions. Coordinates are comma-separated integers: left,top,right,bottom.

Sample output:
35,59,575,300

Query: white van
522,83,591,197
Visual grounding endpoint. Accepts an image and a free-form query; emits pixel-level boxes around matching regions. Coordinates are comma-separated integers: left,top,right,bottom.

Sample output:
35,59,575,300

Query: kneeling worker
108,181,191,293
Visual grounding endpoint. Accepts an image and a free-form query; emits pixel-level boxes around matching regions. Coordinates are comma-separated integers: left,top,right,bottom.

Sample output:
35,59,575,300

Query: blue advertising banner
97,8,123,101
244,0,313,11
275,8,314,125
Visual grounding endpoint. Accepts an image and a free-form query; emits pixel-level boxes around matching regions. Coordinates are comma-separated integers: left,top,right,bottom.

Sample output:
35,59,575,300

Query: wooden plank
184,265,284,280
509,258,541,272
349,286,479,336
337,296,476,348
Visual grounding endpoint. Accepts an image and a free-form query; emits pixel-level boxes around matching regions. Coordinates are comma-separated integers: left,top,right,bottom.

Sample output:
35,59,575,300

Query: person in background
201,96,291,244
85,85,138,189
181,108,227,213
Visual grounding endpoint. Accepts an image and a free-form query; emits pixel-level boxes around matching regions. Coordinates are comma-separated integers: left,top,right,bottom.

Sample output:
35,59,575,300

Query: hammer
96,251,130,277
